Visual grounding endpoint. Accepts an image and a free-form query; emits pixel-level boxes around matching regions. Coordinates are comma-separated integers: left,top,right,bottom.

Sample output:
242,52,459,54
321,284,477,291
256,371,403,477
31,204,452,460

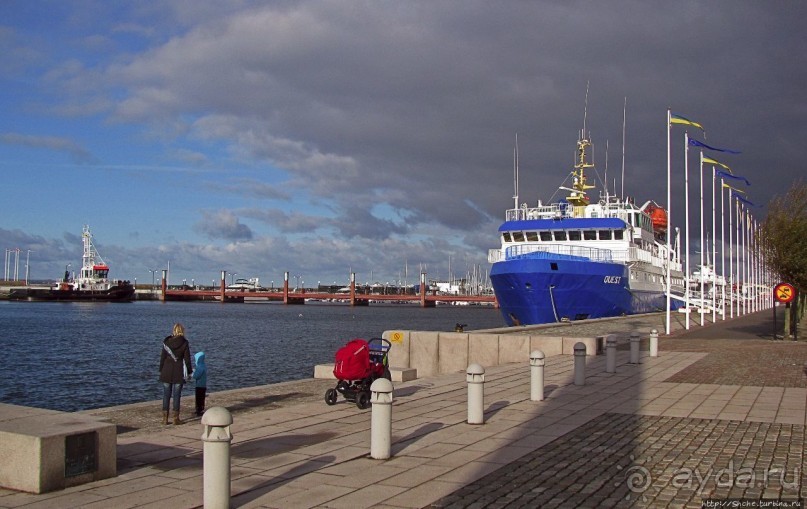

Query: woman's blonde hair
172,323,185,336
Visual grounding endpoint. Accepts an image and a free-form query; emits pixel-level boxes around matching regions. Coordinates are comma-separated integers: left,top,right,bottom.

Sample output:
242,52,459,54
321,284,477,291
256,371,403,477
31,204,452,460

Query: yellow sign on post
774,282,795,304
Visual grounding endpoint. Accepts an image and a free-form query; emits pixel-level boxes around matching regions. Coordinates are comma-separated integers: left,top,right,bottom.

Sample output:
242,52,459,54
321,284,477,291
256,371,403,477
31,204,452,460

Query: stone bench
313,364,418,382
0,403,116,493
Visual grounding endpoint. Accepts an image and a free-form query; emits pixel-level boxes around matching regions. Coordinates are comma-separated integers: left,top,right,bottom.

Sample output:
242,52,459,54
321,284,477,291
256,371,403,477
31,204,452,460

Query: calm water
0,300,504,411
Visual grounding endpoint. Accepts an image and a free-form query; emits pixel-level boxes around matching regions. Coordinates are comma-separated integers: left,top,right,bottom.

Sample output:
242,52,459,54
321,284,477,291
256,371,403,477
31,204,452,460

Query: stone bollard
629,331,640,364
573,343,586,386
201,407,233,509
466,364,485,424
649,329,659,357
370,378,394,460
530,350,545,401
606,336,617,373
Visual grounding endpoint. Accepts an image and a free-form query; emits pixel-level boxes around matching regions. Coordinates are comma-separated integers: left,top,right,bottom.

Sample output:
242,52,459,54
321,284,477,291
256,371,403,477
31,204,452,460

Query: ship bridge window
553,231,567,241
513,232,525,242
502,232,512,242
539,231,552,241
583,230,596,241
568,231,582,241
526,231,539,242
598,230,612,240
614,230,624,240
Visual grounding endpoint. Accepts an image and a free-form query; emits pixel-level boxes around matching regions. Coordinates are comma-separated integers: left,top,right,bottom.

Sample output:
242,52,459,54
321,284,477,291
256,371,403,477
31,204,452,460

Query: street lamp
230,273,237,285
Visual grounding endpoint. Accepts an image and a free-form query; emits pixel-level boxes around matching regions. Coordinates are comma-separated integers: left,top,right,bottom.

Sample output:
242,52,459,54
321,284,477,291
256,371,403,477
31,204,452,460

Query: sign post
773,282,796,340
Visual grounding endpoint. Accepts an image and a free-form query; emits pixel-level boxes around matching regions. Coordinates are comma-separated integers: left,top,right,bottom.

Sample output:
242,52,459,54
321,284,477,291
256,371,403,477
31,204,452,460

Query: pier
160,270,497,307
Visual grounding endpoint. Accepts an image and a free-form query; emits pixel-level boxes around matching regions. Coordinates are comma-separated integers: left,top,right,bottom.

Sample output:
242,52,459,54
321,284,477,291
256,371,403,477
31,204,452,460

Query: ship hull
9,284,135,302
491,254,678,326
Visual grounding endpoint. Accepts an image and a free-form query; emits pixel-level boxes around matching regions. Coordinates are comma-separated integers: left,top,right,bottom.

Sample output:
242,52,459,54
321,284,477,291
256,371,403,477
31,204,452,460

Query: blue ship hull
490,252,673,326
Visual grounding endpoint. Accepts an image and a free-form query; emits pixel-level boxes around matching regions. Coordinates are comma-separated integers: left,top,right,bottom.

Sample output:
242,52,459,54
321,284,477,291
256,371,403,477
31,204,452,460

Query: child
192,351,207,416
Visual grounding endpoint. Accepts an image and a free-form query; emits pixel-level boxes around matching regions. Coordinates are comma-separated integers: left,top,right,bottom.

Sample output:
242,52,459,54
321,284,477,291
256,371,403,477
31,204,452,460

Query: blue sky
1,1,805,286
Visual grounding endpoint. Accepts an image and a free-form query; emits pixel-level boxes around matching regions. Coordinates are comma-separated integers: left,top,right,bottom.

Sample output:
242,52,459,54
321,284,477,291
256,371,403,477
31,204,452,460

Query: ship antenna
582,81,589,138
621,96,627,199
513,133,519,211
604,139,609,199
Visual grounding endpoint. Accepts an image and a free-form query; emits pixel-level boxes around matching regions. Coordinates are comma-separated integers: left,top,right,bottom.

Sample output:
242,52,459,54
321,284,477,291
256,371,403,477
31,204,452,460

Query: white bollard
649,329,659,358
370,378,394,459
629,331,640,364
466,364,485,424
201,407,233,509
573,343,586,386
606,336,617,373
530,350,545,401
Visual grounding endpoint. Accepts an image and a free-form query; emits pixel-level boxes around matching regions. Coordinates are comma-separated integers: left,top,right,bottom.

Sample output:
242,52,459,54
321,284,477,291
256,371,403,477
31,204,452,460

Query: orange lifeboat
645,204,668,233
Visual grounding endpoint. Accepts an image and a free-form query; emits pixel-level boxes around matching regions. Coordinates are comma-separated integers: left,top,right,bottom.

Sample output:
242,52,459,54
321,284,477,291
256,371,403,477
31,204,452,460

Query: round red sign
774,283,796,303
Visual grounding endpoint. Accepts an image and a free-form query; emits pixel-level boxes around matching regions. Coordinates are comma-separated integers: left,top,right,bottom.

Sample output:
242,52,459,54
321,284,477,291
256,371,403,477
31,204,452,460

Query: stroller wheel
356,391,370,409
325,388,338,405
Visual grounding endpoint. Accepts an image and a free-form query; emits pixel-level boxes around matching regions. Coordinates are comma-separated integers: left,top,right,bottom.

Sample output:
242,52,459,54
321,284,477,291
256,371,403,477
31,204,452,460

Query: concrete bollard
466,364,485,424
370,378,394,459
649,329,659,357
606,336,617,373
573,343,586,386
629,331,640,364
530,350,545,401
201,407,233,509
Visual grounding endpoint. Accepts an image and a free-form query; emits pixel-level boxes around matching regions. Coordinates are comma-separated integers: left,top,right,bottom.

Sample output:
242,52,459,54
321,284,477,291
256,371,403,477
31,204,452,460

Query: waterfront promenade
1,309,805,508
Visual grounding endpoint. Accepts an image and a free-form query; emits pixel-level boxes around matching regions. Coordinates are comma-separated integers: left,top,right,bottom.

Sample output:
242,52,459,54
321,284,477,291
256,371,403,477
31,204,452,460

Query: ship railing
505,204,574,222
501,243,613,262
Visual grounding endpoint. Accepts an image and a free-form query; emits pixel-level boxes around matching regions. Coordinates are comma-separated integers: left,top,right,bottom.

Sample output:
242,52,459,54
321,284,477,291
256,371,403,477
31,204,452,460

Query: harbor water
0,300,504,412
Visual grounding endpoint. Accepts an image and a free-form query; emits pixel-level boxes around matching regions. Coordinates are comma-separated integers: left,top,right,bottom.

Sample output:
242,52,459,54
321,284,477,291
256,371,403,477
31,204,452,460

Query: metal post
606,336,617,373
629,331,640,364
201,407,232,509
466,364,485,424
530,350,545,401
370,378,393,459
649,329,659,357
573,343,586,385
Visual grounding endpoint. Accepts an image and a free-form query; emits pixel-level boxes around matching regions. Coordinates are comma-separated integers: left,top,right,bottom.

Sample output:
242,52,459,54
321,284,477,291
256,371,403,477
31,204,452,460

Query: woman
159,323,193,425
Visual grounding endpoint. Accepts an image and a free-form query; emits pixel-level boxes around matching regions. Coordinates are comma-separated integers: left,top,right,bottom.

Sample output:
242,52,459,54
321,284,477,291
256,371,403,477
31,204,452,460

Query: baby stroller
325,337,391,409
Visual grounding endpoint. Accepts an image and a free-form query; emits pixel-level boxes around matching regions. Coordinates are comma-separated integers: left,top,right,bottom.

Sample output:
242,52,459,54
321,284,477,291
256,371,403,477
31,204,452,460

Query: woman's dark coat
159,334,192,384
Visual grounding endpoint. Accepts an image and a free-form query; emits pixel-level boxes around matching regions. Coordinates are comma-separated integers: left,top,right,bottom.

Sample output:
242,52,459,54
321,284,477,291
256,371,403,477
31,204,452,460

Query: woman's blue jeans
162,382,183,412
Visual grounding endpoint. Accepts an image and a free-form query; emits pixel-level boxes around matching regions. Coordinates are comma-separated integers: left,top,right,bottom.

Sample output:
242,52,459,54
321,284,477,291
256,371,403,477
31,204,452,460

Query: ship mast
565,85,596,208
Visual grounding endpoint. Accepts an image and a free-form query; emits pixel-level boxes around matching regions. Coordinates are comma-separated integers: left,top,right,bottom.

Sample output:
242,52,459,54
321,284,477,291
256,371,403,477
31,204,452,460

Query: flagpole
665,109,672,335
711,165,717,322
684,132,691,329
699,150,705,326
728,194,734,318
720,179,726,320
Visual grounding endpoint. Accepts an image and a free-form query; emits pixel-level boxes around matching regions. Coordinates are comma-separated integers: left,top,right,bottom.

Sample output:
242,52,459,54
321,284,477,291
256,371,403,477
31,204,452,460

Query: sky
1,1,805,288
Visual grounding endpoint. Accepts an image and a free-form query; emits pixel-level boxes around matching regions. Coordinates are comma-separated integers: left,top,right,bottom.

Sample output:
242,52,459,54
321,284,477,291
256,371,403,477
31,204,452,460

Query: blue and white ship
488,130,686,326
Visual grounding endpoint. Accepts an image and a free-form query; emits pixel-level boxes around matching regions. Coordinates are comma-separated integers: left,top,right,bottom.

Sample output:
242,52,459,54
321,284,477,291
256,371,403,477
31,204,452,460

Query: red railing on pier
160,271,496,307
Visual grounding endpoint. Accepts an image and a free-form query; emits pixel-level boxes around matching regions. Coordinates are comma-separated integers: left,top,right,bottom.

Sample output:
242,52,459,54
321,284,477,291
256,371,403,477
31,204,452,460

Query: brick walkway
428,414,805,508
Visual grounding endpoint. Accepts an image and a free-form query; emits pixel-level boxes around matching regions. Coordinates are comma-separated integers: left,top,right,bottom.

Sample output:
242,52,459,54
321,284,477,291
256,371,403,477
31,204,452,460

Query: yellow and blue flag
722,183,746,194
670,113,705,131
703,156,731,172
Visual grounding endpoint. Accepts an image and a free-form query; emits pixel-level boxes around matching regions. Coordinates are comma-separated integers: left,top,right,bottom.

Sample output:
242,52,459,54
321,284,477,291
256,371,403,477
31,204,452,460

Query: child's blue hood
195,351,205,366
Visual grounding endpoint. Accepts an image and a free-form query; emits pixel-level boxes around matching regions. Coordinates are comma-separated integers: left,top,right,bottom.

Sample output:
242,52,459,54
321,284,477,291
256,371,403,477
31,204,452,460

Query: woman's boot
173,410,183,425
162,411,169,425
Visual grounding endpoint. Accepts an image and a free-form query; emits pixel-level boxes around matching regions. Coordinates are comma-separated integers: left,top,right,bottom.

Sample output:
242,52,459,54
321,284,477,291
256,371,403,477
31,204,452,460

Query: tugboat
9,225,135,302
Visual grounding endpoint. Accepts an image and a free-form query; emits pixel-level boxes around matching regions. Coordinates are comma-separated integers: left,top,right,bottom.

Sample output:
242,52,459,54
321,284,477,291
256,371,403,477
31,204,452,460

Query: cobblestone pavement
428,413,806,509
